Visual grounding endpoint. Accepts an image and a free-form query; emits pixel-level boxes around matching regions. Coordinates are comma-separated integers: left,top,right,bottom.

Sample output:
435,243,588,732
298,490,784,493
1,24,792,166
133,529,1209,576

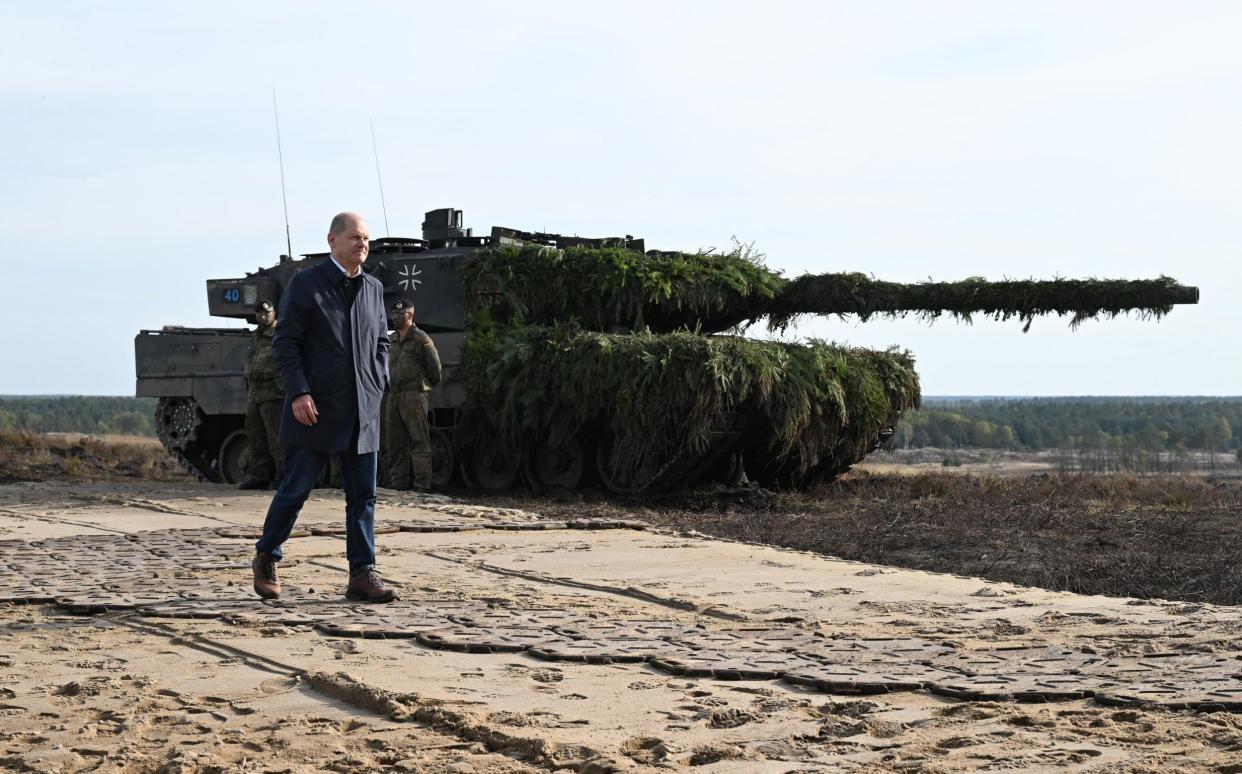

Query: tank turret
135,208,1198,492
459,242,1198,334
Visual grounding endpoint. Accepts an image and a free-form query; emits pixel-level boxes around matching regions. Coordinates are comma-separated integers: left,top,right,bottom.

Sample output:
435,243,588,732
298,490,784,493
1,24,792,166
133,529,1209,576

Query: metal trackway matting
4,527,1242,710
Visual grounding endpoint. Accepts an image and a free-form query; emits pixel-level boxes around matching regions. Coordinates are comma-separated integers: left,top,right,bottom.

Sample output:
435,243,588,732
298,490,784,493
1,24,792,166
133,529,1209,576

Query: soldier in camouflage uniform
386,299,442,490
377,375,393,488
239,301,285,489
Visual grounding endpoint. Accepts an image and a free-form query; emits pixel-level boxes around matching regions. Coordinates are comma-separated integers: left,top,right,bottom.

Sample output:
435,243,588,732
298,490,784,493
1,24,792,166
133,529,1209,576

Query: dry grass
0,431,189,483
489,471,1242,606
861,447,1242,478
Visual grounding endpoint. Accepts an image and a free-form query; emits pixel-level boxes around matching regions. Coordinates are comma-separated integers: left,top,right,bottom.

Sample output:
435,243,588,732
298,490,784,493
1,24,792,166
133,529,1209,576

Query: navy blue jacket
273,258,389,454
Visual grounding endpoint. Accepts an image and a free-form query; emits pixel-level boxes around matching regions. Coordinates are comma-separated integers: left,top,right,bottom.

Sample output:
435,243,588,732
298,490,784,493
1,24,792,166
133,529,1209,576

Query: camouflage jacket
389,325,442,394
244,324,283,404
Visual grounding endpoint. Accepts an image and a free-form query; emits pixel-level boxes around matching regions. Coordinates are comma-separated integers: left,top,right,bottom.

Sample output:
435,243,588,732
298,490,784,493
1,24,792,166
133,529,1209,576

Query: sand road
1,481,1241,772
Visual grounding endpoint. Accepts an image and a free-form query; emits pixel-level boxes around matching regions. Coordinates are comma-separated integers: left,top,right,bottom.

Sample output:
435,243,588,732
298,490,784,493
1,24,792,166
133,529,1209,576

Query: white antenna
370,117,391,238
272,89,293,259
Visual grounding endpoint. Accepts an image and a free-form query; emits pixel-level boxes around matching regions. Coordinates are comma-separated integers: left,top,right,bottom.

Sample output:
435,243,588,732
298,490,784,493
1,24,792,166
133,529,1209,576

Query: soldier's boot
252,553,281,599
346,568,398,604
238,478,269,490
412,448,434,492
387,454,412,491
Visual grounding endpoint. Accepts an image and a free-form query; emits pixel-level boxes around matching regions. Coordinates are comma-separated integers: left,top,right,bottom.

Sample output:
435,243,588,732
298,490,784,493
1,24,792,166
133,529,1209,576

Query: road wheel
525,436,587,491
594,434,662,496
431,429,455,489
463,441,520,493
217,429,249,485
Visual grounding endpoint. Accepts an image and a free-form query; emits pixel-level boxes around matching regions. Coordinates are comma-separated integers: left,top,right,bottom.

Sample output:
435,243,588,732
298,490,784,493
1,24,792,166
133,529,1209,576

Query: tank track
592,413,751,495
647,416,750,492
576,411,888,495
154,397,221,483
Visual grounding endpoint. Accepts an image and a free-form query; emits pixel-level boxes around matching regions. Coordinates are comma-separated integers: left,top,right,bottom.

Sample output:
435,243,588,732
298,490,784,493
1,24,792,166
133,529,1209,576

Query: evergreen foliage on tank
765,273,1197,332
459,242,781,333
461,243,1198,334
454,241,1197,490
458,323,919,479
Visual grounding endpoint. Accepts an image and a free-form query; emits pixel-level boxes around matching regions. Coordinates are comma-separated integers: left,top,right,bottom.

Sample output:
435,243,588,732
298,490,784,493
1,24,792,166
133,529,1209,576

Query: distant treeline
0,396,157,437
901,397,1242,453
2,395,1240,454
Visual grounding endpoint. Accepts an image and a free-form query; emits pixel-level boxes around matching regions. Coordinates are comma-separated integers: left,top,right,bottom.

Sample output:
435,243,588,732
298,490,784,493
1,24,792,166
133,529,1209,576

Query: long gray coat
273,258,389,454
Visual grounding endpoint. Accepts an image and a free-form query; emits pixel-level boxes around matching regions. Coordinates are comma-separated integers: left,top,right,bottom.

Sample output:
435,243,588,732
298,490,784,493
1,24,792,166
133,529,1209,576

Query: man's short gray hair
329,212,356,234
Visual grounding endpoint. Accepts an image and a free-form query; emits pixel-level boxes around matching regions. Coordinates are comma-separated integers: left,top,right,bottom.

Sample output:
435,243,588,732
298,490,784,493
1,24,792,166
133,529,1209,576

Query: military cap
390,299,414,313
254,300,275,313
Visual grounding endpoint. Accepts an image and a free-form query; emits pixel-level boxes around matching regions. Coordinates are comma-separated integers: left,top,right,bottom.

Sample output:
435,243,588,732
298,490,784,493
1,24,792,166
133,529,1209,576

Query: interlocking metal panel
529,637,677,664
7,526,1242,710
783,662,950,694
416,627,568,654
650,650,820,680
929,673,1111,702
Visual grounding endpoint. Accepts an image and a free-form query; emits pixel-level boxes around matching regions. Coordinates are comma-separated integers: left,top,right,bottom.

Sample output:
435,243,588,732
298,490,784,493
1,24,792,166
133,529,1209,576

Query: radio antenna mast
272,89,293,259
369,117,391,238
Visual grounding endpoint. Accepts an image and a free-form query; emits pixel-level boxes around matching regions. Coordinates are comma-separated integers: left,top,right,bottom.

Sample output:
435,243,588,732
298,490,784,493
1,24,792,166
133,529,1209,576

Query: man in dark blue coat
252,211,398,603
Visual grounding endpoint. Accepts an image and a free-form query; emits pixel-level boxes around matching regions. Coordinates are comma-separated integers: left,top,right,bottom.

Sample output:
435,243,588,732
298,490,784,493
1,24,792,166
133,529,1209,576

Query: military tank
135,207,1198,493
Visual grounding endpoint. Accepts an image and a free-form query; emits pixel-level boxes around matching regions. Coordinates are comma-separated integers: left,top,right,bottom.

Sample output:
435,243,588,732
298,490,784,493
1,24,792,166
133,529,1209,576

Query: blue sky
2,1,1239,395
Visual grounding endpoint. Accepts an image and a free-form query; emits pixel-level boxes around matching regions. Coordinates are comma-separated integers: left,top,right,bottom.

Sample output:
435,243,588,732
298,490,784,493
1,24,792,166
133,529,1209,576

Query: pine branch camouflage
454,244,1192,479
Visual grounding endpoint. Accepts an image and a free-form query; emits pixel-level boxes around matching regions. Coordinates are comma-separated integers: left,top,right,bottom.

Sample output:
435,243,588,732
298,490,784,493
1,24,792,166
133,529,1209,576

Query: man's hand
292,394,319,426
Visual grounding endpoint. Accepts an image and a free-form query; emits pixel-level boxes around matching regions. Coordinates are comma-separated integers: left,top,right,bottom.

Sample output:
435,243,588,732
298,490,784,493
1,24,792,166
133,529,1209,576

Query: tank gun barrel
764,274,1200,332
462,243,1198,335
1170,284,1202,304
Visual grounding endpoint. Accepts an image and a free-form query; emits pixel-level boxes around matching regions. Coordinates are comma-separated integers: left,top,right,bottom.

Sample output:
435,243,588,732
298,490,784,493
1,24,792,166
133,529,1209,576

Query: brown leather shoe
252,553,280,599
346,568,398,603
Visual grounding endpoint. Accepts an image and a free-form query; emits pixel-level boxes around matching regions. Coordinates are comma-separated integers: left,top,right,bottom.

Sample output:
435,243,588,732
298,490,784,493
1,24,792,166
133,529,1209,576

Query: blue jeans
256,443,377,575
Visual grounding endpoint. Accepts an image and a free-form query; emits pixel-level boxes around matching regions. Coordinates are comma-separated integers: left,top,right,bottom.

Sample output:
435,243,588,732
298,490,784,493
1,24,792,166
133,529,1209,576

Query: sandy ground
857,448,1241,478
3,482,1242,772
856,450,1059,477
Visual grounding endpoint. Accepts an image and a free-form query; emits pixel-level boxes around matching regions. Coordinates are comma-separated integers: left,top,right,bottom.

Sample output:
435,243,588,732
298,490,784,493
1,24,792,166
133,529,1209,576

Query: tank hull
135,325,892,492
135,327,467,486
